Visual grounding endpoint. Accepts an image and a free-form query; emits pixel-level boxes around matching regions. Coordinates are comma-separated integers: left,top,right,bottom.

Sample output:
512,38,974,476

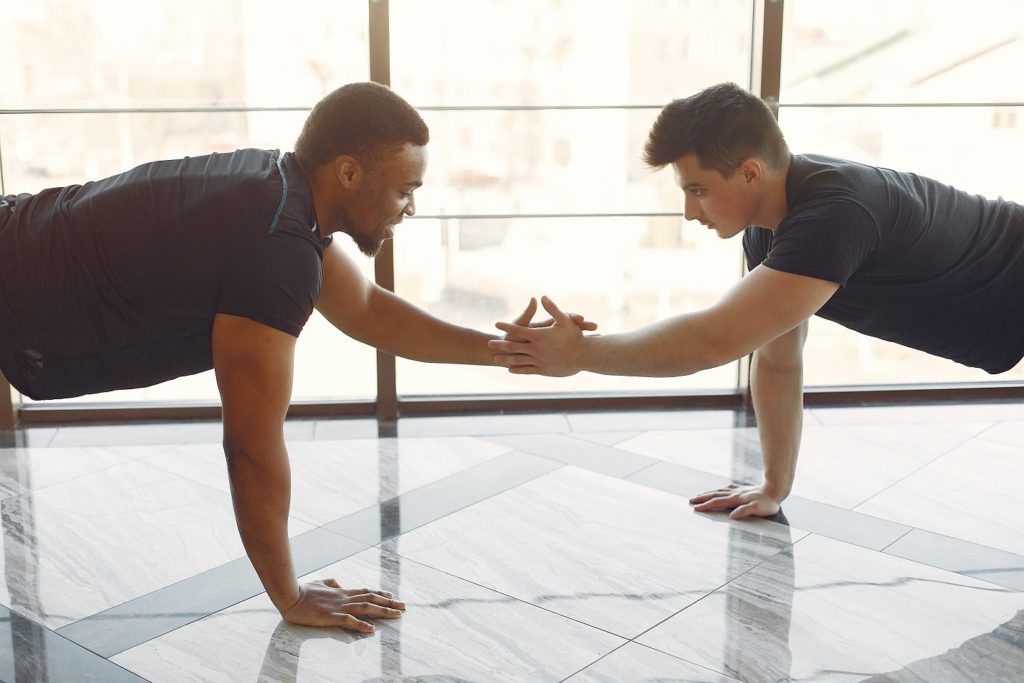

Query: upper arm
698,264,837,365
212,313,296,449
314,240,375,336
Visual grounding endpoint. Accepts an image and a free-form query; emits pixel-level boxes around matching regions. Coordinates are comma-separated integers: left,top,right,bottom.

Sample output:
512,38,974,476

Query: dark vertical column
368,0,399,423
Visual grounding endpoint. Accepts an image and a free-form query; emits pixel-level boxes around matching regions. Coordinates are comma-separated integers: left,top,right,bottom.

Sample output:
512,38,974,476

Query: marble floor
0,402,1022,682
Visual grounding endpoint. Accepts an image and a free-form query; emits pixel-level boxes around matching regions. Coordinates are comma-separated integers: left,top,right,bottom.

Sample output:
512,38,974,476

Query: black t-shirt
744,154,1024,374
0,149,328,399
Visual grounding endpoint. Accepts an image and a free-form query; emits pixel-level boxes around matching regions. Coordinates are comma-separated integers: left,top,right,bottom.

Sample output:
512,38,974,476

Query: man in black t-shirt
0,82,594,633
488,82,1024,519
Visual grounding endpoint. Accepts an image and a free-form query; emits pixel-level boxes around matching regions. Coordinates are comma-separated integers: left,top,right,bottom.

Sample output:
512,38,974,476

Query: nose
683,194,701,223
404,195,416,217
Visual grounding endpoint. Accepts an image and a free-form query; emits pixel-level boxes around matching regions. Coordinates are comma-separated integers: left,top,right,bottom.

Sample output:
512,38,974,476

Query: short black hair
643,82,789,176
294,82,429,173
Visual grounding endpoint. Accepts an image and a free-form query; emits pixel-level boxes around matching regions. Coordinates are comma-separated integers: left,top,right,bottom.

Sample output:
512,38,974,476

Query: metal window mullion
368,0,398,422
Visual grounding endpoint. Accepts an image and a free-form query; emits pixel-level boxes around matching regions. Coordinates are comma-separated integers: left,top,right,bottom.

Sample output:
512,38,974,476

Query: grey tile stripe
56,450,562,658
480,433,659,478
884,529,1024,592
0,605,146,682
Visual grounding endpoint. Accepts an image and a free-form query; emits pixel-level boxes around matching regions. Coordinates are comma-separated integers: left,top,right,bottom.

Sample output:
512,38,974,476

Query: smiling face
338,142,427,256
671,153,762,240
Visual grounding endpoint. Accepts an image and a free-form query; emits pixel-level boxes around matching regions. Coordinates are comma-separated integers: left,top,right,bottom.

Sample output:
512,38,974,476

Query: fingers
692,494,741,512
729,502,760,520
344,592,407,612
333,613,376,633
540,295,571,322
494,321,535,340
512,297,538,327
688,484,738,505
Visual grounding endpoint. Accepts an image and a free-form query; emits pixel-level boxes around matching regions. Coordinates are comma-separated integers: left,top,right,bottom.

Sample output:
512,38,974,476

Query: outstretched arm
690,320,808,518
489,265,838,377
315,241,594,363
213,313,404,631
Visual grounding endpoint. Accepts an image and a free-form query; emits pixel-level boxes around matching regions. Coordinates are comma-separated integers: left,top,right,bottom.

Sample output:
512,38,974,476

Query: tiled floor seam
847,431,980,511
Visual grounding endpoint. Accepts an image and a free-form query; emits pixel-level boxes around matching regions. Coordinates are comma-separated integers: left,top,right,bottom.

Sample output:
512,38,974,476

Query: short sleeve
218,230,323,337
762,200,879,286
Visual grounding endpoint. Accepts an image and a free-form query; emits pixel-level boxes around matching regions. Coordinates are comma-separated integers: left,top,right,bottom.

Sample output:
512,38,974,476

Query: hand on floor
281,578,406,632
689,483,782,520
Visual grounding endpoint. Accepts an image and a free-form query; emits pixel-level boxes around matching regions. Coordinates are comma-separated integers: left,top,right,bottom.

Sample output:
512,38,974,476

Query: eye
689,188,704,197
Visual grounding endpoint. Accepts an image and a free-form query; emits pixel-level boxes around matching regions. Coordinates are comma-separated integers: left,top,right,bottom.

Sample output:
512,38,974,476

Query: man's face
343,143,427,257
671,153,758,240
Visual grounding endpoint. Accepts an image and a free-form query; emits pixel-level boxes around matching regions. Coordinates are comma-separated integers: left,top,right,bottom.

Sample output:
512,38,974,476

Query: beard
352,230,385,258
335,206,388,257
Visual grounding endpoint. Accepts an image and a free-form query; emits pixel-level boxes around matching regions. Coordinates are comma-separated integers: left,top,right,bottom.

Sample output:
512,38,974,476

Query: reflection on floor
0,403,1022,682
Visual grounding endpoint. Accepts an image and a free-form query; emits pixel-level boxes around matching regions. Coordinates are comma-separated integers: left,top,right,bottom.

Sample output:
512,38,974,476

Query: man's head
296,82,429,256
644,83,790,237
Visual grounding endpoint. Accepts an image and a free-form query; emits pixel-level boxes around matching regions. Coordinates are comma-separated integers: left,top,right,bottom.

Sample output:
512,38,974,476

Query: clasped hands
488,296,597,376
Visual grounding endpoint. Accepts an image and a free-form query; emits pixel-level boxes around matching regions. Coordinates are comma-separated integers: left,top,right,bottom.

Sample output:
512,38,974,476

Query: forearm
225,439,299,614
332,287,497,365
750,353,803,501
578,311,735,377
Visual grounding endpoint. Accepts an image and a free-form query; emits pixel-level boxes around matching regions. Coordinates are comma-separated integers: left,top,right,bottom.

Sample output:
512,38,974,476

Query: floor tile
59,527,369,658
855,438,1024,555
810,402,1023,426
0,427,57,448
483,433,658,478
885,528,1024,592
567,409,753,433
566,642,739,682
0,605,146,682
396,412,572,437
111,548,625,683
627,461,912,551
637,534,1024,682
0,446,137,497
569,430,642,446
325,451,563,546
311,417,380,440
143,436,514,526
618,423,969,509
0,459,313,629
397,466,805,638
974,419,1024,448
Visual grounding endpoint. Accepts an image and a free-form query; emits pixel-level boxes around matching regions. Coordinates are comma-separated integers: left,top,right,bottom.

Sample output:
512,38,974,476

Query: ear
334,156,362,190
739,158,765,184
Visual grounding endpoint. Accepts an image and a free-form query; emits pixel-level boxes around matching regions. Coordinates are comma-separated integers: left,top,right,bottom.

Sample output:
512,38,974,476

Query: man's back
745,154,1024,373
0,149,324,399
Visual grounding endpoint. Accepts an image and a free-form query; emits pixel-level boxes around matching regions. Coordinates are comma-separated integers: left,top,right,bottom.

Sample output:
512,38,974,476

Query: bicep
702,265,837,363
212,313,296,447
314,240,375,334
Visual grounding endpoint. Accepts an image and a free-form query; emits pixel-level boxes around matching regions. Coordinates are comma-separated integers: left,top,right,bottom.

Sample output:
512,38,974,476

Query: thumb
513,297,538,326
540,295,571,323
729,502,759,520
322,578,341,589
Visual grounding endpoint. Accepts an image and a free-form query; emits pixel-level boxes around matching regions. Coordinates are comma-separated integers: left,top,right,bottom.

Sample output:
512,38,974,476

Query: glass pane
782,0,1024,103
1,112,377,403
778,105,1024,385
394,216,742,395
416,108,681,216
0,0,367,109
391,0,754,107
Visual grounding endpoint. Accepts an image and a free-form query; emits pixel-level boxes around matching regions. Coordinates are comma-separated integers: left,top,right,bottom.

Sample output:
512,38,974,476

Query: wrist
273,583,303,616
760,480,791,503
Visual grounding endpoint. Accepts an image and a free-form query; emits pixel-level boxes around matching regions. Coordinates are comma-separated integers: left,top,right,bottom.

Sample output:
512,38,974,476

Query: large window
1,0,1020,414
